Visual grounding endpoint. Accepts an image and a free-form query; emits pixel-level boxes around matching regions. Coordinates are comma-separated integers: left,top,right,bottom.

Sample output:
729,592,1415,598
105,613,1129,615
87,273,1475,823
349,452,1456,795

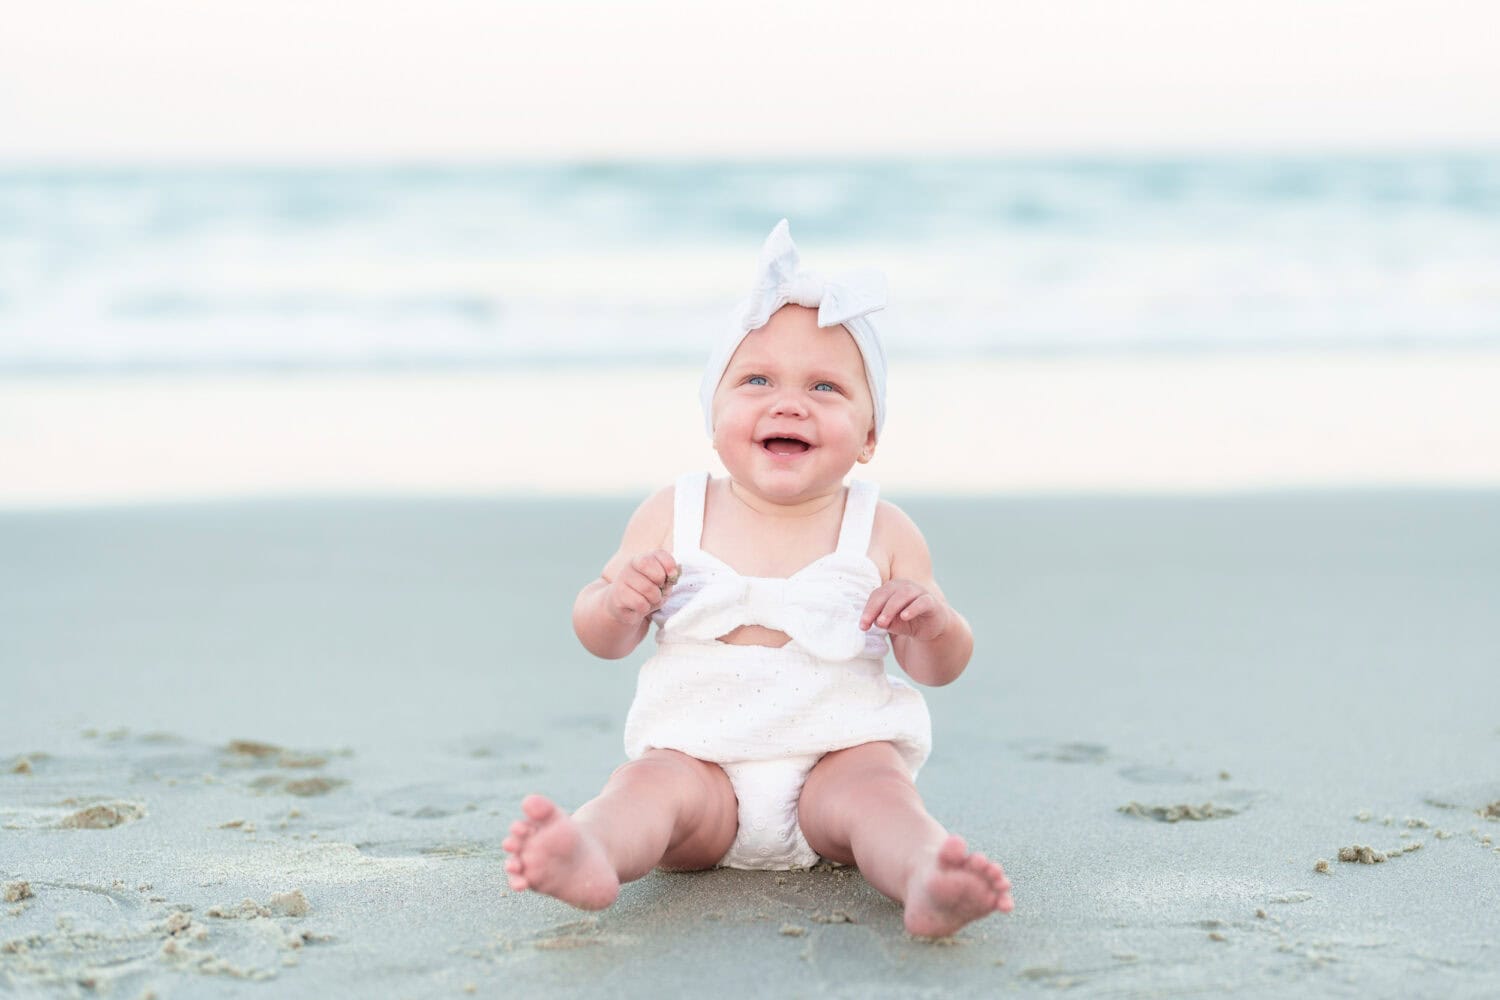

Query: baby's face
710,305,877,502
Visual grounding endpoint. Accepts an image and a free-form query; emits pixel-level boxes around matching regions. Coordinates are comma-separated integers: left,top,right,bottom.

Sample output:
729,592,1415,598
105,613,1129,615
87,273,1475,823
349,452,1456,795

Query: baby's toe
510,820,530,837
502,836,520,853
521,794,556,822
505,857,523,875
966,852,990,873
937,836,968,867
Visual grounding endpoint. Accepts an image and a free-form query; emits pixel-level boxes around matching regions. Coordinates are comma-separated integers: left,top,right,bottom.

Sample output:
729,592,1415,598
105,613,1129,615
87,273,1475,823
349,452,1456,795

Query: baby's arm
862,503,974,687
572,485,677,660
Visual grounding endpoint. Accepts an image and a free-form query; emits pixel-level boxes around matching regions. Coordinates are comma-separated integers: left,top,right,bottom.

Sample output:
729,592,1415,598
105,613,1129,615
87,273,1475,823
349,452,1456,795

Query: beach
6,74,1500,1000
5,349,1500,509
4,479,1499,996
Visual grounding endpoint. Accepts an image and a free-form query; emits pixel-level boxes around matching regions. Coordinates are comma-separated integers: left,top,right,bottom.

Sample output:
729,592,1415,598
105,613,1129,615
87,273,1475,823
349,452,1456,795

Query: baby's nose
770,395,808,417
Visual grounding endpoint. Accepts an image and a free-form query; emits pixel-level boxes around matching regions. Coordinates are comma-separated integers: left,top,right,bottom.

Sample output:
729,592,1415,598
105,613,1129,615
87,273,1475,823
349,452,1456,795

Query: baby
502,220,1013,937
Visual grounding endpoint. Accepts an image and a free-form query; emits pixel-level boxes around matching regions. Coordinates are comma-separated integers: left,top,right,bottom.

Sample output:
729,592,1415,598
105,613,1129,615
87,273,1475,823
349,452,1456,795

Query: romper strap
671,471,710,558
835,480,880,557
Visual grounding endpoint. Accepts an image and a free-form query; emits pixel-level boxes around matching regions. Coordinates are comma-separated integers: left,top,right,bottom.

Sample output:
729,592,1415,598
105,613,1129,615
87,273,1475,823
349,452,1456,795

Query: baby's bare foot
903,834,1013,938
502,794,620,910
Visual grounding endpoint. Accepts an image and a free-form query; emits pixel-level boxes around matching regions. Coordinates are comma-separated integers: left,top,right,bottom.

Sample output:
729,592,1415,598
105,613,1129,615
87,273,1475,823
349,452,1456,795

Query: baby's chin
739,463,859,498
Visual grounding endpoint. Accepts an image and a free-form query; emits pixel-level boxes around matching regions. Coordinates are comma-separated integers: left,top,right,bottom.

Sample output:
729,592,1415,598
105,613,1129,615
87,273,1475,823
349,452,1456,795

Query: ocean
2,154,1498,372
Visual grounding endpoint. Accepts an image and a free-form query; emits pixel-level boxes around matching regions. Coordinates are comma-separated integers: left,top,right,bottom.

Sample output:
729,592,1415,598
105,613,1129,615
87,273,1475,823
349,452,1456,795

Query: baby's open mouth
762,437,811,456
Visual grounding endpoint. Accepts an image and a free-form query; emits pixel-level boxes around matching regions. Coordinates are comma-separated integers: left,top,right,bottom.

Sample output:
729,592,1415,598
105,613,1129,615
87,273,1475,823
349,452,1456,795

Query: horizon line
5,143,1500,172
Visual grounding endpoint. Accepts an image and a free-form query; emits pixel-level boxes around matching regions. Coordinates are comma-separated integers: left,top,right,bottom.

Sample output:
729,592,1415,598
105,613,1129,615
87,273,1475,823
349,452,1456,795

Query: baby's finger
611,584,653,621
865,589,913,630
625,572,672,608
629,553,670,588
648,549,680,587
897,593,937,622
859,585,897,630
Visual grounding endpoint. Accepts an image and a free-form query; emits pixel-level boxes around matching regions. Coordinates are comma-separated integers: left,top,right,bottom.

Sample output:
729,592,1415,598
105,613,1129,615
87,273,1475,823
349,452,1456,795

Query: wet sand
3,491,1499,996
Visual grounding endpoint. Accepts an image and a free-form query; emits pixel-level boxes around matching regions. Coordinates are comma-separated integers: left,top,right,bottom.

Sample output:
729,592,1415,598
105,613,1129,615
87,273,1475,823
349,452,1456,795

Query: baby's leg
502,749,737,910
798,741,1013,937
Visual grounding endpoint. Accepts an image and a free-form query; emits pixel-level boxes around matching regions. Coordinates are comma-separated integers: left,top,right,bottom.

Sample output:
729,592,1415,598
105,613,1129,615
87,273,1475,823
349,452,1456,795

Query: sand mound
285,778,344,797
246,776,346,797
1118,801,1237,822
224,740,330,770
226,739,281,758
208,891,310,920
59,801,146,829
270,891,310,917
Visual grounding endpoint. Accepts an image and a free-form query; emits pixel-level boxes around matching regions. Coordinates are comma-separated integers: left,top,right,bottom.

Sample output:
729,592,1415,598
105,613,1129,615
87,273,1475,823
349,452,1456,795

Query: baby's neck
726,478,843,521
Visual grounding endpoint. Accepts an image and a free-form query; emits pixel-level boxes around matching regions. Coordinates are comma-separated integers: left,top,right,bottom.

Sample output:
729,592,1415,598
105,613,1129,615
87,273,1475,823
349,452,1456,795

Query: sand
57,802,147,830
3,490,1499,996
1118,802,1237,823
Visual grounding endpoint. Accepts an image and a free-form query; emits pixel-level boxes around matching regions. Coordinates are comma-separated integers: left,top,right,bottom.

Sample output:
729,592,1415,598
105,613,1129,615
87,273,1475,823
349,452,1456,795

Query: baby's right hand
604,550,680,625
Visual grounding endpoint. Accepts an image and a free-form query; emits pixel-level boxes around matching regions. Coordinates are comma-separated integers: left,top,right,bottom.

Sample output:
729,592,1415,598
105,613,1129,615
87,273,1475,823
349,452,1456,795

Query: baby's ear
858,424,877,464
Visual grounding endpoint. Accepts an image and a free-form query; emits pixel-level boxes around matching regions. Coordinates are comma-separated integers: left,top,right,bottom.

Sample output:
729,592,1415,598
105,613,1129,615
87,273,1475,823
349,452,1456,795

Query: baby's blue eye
813,382,836,392
747,375,769,386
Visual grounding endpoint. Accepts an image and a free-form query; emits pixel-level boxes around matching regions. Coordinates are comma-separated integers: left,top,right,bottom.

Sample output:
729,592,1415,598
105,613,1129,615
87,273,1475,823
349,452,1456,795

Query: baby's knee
802,743,914,809
610,750,685,786
814,741,911,783
612,750,730,798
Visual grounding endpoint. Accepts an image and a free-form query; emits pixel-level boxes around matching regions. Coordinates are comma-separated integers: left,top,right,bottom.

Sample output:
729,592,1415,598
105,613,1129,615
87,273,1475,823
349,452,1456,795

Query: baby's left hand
860,579,952,641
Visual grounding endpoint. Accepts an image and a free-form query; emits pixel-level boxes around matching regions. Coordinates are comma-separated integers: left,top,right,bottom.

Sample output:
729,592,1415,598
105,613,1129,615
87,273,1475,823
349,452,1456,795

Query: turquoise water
2,155,1498,370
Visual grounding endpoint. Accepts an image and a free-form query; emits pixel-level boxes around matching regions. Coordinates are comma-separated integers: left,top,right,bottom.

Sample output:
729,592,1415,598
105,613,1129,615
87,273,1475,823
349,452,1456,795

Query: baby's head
700,220,889,497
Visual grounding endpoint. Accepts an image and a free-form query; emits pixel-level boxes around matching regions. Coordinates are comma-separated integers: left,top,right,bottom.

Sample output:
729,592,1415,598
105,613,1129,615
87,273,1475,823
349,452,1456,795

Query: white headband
699,219,888,439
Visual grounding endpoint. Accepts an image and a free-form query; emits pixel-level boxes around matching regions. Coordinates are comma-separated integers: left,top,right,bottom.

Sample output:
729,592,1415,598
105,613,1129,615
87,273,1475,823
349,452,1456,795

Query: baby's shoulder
869,498,931,580
871,497,924,543
620,483,676,552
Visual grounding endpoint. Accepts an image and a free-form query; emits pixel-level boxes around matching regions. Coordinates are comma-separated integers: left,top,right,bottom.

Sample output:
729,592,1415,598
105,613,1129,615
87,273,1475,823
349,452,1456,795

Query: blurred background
4,0,1500,505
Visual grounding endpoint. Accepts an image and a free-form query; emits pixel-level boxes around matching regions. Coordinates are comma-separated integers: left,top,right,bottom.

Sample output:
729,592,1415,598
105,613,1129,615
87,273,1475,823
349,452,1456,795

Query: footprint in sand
553,714,615,735
1117,764,1199,785
1017,741,1109,764
377,785,481,820
2,883,330,994
459,734,543,759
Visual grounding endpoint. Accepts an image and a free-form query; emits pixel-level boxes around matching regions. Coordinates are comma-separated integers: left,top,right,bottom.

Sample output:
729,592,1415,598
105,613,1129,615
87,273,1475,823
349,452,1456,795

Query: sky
2,0,1499,162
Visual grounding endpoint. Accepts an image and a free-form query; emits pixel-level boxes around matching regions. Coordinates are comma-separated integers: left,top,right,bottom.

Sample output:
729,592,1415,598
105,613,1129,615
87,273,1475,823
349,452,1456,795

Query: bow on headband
739,221,889,335
699,219,890,438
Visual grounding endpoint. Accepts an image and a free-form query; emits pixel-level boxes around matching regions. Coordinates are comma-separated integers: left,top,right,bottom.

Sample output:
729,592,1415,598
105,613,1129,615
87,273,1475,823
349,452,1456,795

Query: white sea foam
2,157,1498,371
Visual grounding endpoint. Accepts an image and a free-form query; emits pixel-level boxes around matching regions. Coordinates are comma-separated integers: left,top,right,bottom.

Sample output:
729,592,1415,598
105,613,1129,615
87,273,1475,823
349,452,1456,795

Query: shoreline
4,349,1500,509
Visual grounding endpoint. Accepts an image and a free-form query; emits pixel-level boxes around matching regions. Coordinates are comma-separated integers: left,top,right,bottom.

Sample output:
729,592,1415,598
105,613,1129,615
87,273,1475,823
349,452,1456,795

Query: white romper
623,471,933,870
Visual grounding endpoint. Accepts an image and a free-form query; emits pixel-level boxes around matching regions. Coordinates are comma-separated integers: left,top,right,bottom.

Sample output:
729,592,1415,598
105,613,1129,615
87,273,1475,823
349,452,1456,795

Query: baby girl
502,220,1013,937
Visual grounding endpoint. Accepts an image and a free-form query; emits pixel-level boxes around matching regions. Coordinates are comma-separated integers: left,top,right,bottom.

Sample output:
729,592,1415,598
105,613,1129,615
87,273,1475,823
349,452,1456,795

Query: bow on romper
623,471,933,870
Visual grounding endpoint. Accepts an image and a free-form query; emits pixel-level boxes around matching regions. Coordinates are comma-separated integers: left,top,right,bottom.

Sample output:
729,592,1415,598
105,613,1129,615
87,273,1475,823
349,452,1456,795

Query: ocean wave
2,155,1498,370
